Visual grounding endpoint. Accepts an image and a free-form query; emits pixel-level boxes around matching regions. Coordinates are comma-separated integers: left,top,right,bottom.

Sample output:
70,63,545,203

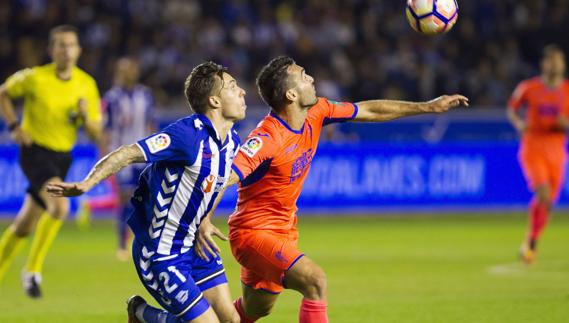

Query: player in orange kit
195,56,468,323
507,45,569,265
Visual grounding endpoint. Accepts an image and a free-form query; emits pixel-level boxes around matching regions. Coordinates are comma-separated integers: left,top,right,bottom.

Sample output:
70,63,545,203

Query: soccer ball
406,0,458,35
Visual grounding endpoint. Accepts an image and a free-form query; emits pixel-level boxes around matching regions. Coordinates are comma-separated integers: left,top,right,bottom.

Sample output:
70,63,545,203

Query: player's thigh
132,243,212,322
202,283,239,323
241,282,280,318
519,154,548,191
230,230,303,287
38,177,69,219
11,194,45,236
185,307,219,323
284,255,327,298
547,154,567,201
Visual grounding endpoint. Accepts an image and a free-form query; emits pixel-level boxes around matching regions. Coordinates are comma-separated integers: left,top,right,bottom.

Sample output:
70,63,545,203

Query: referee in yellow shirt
0,25,102,298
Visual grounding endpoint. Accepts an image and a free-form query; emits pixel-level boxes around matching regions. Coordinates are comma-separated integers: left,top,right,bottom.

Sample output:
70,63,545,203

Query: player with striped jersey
48,62,245,323
103,57,155,260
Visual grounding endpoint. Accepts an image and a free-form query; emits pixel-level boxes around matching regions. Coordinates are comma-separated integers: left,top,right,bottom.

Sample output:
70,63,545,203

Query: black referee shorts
19,143,72,209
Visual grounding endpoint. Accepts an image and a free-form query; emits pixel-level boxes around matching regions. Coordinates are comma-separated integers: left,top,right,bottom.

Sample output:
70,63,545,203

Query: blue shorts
132,240,227,321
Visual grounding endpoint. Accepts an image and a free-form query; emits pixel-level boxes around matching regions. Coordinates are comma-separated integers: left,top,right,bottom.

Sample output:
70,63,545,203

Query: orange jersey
508,77,569,149
229,98,358,233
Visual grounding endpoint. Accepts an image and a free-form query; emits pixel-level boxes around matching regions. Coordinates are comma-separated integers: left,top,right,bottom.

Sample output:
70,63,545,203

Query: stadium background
0,1,568,322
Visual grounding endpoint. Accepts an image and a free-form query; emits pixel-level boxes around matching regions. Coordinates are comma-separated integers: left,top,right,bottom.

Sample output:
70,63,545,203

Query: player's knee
295,266,327,300
11,222,33,237
46,199,69,219
306,269,327,299
536,186,551,204
219,312,240,323
245,302,274,318
215,305,240,323
248,306,272,318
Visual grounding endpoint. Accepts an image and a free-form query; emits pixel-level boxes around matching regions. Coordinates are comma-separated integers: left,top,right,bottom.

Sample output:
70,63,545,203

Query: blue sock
141,304,183,323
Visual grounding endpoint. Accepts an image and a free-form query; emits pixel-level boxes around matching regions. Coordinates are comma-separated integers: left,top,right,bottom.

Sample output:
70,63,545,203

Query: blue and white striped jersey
128,114,240,258
103,85,154,148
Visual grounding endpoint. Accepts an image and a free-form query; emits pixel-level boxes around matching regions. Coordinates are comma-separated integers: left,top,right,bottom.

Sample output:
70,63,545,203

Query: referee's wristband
7,122,19,132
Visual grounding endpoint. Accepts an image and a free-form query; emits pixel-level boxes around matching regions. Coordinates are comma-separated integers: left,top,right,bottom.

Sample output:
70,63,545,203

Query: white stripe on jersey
224,135,237,184
180,137,220,253
157,140,204,255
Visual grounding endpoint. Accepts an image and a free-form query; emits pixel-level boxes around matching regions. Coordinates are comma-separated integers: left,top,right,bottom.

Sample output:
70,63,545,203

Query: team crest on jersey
241,137,263,157
145,133,171,153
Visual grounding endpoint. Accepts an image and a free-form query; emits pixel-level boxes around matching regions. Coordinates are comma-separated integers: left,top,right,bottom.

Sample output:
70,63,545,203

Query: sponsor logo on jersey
241,137,263,157
202,174,216,193
146,133,171,153
538,104,560,117
290,148,314,183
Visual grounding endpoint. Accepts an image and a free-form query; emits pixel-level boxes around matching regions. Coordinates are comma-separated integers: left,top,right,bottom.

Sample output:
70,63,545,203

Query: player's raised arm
353,95,469,122
47,144,145,197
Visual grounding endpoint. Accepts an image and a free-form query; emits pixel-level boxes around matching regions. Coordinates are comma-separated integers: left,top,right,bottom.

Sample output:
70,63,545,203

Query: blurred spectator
2,0,568,111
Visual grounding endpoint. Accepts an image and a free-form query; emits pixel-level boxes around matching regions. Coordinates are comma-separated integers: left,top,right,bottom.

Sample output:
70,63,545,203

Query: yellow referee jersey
5,63,101,152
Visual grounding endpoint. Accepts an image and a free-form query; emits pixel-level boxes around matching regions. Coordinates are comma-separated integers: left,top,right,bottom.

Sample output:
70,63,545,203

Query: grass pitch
0,213,568,322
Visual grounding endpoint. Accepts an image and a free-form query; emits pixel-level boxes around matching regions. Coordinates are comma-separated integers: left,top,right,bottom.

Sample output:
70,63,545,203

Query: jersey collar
269,111,304,134
195,114,232,146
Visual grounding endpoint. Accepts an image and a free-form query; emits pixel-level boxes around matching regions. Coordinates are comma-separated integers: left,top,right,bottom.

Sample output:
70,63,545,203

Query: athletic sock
0,228,26,282
299,298,328,323
140,303,183,323
25,213,63,274
528,199,549,249
234,297,258,323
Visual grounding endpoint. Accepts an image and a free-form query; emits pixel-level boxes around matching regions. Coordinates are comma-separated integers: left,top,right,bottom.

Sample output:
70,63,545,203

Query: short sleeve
4,68,34,99
86,79,102,123
231,132,277,181
317,97,359,126
136,122,196,163
508,82,528,111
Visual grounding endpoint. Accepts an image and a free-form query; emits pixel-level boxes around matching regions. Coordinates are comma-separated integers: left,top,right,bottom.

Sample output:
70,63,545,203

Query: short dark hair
542,44,564,58
49,25,79,46
184,61,227,114
256,56,296,110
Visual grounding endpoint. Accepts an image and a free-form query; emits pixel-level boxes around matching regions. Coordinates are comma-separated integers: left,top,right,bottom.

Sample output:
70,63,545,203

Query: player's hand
426,95,469,113
10,127,33,146
555,116,569,131
195,218,228,261
77,98,88,121
514,120,527,134
46,181,90,197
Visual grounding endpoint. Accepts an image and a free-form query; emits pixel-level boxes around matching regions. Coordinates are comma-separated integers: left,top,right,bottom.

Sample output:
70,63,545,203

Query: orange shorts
229,228,303,294
519,148,567,200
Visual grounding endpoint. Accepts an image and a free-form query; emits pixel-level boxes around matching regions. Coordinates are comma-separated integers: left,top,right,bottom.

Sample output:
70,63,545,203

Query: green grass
0,213,568,322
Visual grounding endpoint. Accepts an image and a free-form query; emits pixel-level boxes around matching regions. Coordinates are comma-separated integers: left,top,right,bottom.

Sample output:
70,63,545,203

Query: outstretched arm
353,95,469,122
195,170,241,260
47,144,145,196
